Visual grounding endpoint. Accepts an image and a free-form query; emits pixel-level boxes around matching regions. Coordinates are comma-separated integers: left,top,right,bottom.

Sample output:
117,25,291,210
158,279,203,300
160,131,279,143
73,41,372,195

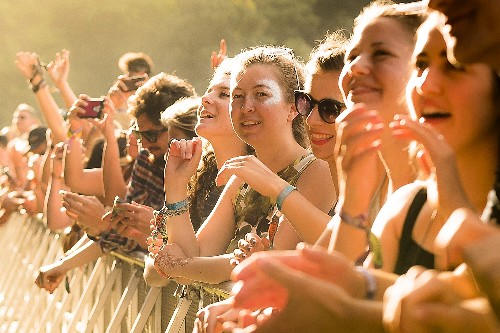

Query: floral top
226,153,316,253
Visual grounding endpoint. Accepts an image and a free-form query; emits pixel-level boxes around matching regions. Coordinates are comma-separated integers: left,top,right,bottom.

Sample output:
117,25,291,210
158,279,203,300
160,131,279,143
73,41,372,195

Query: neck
327,158,339,193
380,135,416,194
255,135,306,172
455,131,499,212
211,137,247,170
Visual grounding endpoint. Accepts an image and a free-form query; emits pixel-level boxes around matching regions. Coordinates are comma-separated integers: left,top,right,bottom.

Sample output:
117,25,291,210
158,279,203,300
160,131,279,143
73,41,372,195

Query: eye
232,92,243,99
373,49,391,58
256,91,269,98
219,91,230,98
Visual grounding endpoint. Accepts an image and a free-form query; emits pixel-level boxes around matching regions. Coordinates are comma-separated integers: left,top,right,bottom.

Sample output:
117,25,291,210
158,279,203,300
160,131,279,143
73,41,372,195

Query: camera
79,98,104,119
120,76,146,92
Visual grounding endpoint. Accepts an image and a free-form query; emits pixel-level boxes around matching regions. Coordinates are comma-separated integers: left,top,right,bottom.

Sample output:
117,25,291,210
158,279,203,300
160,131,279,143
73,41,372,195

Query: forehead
415,25,446,56
349,17,412,52
208,72,230,91
135,114,161,130
306,71,343,100
232,64,281,89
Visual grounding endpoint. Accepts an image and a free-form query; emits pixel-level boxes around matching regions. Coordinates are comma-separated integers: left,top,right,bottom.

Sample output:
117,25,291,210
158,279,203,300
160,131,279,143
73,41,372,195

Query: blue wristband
276,185,297,211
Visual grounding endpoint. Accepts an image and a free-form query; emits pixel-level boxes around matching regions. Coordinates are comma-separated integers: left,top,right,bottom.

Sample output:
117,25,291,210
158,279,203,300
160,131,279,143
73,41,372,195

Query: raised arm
15,52,66,143
64,136,104,197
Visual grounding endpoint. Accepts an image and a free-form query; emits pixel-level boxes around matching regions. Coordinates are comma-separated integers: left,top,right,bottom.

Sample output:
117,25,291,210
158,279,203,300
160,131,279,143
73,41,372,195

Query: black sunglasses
131,127,168,143
294,90,345,124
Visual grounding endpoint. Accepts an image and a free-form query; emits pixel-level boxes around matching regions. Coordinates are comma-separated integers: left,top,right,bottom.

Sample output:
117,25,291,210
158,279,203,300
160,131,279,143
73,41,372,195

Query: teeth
311,133,333,140
242,121,261,126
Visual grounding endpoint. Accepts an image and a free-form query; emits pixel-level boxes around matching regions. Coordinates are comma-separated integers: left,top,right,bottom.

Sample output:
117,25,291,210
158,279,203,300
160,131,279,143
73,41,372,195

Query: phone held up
79,98,104,119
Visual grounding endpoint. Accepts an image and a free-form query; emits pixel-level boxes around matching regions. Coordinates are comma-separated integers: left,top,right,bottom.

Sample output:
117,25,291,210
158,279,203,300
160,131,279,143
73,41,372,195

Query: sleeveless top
226,153,316,253
393,188,434,275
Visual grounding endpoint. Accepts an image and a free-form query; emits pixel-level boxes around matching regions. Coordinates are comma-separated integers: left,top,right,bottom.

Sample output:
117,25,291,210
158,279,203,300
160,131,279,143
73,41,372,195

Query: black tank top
393,188,435,275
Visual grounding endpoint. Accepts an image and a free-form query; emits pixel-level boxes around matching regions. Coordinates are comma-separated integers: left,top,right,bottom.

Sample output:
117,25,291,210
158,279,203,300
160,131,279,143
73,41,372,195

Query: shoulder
296,158,332,188
372,181,427,237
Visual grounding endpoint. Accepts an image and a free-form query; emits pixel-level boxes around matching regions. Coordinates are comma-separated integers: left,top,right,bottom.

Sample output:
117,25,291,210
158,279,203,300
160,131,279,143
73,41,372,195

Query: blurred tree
0,0,369,128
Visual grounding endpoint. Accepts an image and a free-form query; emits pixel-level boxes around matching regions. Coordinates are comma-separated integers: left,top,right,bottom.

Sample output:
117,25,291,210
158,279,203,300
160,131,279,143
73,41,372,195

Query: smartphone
79,98,104,119
120,76,146,92
111,196,126,218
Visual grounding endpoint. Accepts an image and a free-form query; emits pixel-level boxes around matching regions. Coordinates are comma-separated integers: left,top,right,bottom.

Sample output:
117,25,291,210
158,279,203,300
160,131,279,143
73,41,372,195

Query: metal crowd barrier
0,213,232,333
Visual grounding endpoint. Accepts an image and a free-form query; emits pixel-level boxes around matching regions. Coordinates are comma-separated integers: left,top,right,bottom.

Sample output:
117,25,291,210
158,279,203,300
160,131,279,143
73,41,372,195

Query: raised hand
164,138,203,200
211,39,227,70
46,49,70,87
14,51,41,80
216,155,288,199
231,232,270,267
334,104,385,215
390,114,472,219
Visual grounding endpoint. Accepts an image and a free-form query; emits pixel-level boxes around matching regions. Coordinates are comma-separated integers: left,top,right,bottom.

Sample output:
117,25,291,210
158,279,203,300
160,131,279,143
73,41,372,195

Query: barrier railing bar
104,269,142,333
84,259,122,333
130,286,162,333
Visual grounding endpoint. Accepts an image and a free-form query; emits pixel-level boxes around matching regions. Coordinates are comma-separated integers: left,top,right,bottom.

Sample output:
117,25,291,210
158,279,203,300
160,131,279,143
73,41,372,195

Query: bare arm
15,52,67,143
64,138,104,196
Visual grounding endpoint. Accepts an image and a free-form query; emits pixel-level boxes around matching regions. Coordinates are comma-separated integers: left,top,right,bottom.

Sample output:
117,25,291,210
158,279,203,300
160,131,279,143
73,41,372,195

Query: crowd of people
0,0,499,332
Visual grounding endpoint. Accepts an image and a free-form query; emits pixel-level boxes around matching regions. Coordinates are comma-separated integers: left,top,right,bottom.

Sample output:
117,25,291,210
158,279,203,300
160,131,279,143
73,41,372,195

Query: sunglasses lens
318,101,342,124
295,92,312,116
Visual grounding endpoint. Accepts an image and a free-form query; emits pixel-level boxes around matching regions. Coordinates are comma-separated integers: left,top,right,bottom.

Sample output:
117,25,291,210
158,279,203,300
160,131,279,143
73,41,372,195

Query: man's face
134,114,169,160
428,0,500,70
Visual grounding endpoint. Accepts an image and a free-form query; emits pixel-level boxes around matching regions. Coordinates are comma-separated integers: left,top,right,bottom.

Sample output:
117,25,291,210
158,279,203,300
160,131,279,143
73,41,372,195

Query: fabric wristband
276,184,297,211
355,266,377,300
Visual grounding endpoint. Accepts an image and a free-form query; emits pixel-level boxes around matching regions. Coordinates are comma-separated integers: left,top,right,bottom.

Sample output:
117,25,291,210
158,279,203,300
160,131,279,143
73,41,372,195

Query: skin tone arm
14,52,67,143
216,154,336,245
92,97,128,206
46,49,77,109
45,143,72,231
64,137,104,196
35,236,103,293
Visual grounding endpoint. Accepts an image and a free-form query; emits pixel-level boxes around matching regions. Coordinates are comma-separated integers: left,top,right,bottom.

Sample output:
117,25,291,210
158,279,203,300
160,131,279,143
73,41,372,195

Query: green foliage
0,0,370,128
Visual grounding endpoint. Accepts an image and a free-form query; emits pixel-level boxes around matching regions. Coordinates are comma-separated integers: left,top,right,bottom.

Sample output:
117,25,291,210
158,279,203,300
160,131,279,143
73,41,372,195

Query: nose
306,105,323,127
201,91,213,106
348,55,370,77
240,97,255,113
416,67,443,96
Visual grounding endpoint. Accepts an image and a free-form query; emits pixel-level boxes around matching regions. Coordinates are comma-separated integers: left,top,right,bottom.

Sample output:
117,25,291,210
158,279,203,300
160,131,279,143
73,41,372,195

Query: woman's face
305,70,343,163
340,17,415,123
230,64,294,147
196,71,234,140
408,21,498,152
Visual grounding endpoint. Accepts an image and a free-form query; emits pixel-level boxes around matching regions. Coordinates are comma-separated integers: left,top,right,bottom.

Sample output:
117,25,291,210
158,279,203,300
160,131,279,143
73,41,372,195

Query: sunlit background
0,0,379,128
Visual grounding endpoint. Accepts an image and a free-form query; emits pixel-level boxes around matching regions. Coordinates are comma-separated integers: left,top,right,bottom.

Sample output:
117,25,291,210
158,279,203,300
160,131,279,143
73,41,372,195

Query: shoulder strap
289,153,316,186
398,187,427,256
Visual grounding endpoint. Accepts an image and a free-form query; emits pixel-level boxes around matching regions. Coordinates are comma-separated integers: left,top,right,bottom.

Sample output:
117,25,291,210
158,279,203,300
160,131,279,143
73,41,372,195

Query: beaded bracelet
276,184,297,211
339,211,383,268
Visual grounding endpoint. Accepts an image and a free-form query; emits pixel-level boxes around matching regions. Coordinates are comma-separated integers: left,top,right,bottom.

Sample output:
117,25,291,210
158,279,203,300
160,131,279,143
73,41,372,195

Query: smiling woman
147,45,336,285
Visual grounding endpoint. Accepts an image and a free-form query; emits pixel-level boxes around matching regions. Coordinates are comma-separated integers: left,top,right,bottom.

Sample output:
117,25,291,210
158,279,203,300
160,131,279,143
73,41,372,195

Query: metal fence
0,213,232,333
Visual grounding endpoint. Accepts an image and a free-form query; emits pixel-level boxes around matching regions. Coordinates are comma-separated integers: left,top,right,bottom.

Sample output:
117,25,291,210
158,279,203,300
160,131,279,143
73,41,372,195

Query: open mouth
421,112,451,120
241,120,262,127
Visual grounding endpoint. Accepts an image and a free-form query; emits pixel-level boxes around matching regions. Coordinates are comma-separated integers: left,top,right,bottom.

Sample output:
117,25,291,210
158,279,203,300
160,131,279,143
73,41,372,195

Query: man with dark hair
118,52,154,76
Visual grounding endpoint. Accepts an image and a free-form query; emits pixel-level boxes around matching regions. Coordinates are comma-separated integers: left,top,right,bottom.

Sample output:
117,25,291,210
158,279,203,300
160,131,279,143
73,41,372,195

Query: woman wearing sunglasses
148,46,335,284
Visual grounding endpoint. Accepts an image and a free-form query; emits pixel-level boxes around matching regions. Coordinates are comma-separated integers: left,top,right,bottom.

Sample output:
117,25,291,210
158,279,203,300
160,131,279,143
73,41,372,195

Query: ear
287,102,298,123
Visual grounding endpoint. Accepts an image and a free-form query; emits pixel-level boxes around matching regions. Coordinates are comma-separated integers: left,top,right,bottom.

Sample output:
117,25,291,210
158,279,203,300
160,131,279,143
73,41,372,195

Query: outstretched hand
211,39,227,70
46,49,70,87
